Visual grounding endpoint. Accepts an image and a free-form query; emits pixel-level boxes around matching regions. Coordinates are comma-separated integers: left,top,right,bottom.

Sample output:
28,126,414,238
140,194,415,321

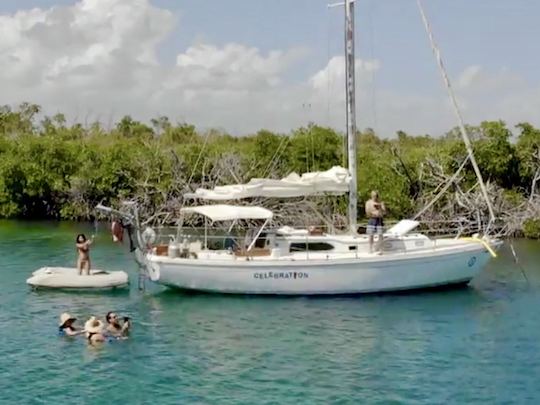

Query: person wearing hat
84,316,106,343
58,313,83,336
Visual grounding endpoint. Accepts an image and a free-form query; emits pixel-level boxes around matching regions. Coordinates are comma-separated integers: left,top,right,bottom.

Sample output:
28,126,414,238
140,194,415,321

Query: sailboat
97,0,501,294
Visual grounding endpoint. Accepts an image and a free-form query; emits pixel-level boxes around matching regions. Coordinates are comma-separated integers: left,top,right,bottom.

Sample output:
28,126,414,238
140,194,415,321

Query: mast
345,0,358,234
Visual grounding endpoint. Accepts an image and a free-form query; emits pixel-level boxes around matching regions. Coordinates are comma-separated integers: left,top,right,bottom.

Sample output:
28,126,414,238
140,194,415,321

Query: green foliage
287,125,343,173
473,121,520,188
116,115,153,139
515,122,540,187
523,219,540,239
0,103,538,236
358,157,412,219
502,189,526,206
0,103,41,135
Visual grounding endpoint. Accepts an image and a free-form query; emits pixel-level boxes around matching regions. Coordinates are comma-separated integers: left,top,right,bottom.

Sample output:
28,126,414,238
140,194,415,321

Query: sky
0,0,539,136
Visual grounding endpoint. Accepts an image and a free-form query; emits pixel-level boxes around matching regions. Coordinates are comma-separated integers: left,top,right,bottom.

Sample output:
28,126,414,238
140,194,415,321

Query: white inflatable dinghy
27,267,129,289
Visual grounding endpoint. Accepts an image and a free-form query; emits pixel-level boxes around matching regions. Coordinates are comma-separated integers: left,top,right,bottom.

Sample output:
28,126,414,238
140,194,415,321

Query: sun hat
59,313,76,327
84,316,104,334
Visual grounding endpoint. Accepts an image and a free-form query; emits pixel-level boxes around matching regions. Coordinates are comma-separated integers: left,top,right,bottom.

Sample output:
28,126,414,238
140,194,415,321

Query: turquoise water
0,221,539,404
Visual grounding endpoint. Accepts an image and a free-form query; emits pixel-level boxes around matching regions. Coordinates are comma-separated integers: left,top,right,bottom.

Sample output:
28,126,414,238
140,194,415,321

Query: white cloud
310,56,380,91
0,0,538,136
456,65,525,93
453,65,540,129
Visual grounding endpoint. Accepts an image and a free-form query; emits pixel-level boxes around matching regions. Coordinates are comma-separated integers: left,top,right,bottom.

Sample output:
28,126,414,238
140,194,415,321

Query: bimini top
180,205,273,222
184,166,351,200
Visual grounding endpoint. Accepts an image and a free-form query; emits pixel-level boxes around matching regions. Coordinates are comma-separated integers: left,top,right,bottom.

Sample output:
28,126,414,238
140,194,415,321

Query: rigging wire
326,4,348,165
509,241,530,286
413,155,470,220
305,125,310,172
262,134,290,178
186,129,211,189
416,0,496,235
310,125,315,171
326,5,333,126
366,0,378,132
305,104,315,171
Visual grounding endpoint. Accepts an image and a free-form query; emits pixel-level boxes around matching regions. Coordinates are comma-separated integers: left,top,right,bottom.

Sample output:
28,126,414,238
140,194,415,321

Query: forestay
184,166,351,200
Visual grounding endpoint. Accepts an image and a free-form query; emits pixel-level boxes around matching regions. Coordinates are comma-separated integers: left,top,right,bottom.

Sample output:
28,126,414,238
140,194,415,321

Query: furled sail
184,166,351,200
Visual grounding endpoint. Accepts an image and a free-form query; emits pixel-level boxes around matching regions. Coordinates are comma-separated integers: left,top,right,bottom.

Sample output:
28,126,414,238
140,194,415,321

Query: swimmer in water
58,313,84,336
76,233,93,275
84,316,106,344
105,311,131,338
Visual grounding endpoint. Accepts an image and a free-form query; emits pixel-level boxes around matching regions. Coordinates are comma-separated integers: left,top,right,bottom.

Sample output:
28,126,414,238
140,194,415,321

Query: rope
416,0,496,234
509,240,530,285
459,236,497,258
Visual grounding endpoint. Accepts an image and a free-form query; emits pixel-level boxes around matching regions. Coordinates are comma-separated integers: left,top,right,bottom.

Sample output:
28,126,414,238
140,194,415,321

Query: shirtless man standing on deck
365,191,386,254
76,233,93,275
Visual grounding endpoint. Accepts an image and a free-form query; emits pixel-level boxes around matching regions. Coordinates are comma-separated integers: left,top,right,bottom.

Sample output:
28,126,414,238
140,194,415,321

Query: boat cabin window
254,233,267,249
289,242,334,252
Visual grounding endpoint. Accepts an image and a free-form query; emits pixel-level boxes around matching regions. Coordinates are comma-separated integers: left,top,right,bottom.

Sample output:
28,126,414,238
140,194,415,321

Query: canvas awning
184,166,351,201
180,205,273,222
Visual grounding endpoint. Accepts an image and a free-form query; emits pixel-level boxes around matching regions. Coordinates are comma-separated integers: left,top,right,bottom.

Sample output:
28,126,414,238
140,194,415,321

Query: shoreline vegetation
0,103,538,238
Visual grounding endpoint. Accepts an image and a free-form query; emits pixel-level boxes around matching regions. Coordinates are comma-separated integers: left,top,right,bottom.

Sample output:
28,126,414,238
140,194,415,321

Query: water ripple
0,227,539,404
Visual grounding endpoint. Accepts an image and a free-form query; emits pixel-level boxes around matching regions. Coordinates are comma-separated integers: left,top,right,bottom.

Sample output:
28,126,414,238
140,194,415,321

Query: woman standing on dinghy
76,234,93,275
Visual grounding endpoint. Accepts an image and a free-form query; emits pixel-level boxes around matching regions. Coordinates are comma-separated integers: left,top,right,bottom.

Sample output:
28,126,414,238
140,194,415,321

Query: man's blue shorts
366,217,384,235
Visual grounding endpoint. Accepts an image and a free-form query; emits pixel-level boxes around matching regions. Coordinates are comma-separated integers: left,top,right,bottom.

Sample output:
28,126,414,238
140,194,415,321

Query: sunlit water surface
0,221,539,404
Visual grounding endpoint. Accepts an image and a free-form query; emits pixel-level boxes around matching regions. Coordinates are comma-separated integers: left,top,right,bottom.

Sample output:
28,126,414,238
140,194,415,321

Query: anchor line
509,240,530,286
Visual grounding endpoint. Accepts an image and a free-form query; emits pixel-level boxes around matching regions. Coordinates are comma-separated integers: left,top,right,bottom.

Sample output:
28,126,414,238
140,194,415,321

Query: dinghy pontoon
27,267,129,289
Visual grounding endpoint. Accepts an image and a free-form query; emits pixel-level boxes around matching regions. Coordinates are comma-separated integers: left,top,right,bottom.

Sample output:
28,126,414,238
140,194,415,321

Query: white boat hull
145,243,494,295
27,267,129,289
